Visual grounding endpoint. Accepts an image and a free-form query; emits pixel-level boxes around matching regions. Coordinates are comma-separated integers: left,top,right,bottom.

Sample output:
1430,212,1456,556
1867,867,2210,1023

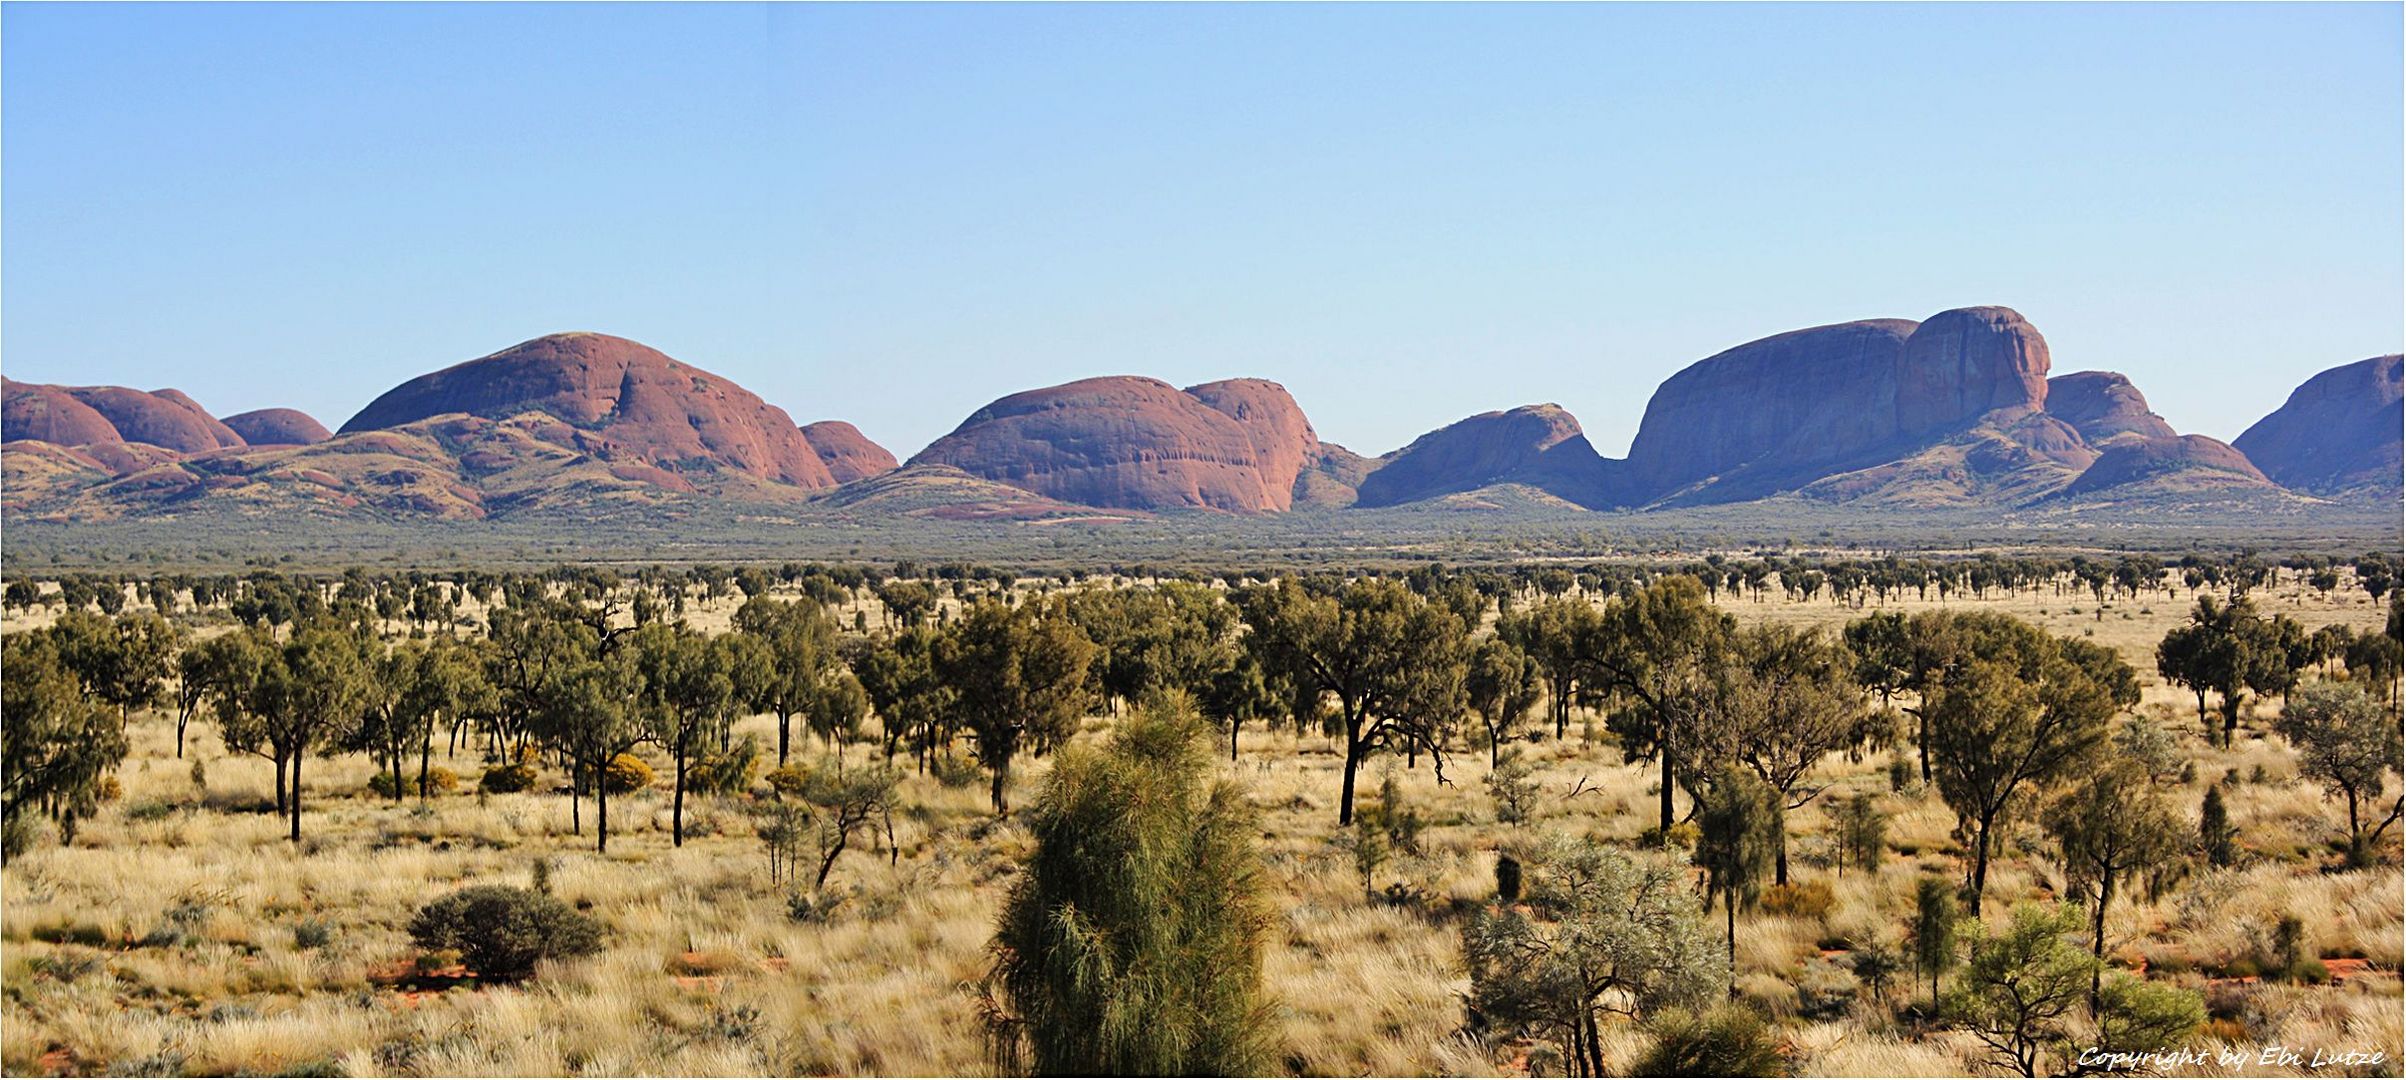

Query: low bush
1761,880,1835,920
479,750,539,795
1633,1005,1788,1077
603,753,653,795
406,885,602,982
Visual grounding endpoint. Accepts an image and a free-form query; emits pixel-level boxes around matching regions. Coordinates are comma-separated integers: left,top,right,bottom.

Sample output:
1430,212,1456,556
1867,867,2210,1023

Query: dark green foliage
407,885,602,982
1,631,129,859
1632,1005,1788,1078
983,695,1277,1076
1911,875,1959,1014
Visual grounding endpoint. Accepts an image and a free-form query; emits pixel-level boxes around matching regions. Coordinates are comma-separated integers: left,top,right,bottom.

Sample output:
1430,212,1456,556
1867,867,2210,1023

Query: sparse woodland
1,550,2400,1077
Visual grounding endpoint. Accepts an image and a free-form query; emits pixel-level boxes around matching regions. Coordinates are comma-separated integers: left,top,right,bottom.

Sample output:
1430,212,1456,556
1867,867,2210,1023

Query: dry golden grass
2,573,2398,1076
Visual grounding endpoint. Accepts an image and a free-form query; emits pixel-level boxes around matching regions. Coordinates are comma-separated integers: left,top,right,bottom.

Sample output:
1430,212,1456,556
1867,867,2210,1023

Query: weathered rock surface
909,376,1314,512
2233,355,2403,496
222,408,334,447
1354,404,1612,508
2044,371,2176,445
800,421,899,483
342,332,835,489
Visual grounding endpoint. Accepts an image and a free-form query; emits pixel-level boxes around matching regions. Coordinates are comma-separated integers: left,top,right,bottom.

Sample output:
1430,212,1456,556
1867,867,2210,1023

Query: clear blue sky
5,2,2399,458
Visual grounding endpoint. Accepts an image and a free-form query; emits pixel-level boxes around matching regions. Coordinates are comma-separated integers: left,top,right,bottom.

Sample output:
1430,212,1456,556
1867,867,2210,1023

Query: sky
4,3,2399,460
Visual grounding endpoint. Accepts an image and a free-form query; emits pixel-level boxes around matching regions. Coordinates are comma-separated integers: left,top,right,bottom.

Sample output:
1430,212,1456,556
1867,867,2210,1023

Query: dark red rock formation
2044,372,2175,445
62,385,243,452
800,421,899,483
1354,404,1611,508
909,376,1312,512
341,332,835,488
2233,355,2403,496
3,379,124,447
222,408,333,447
1895,307,2051,437
2065,434,2270,496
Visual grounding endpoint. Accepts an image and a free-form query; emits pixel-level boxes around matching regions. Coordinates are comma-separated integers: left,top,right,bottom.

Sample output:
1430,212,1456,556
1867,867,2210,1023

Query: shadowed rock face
2234,355,2403,496
342,332,836,488
222,408,333,447
3,380,124,447
1622,307,2054,506
1355,404,1611,508
910,375,1316,512
2045,371,2176,445
800,421,899,483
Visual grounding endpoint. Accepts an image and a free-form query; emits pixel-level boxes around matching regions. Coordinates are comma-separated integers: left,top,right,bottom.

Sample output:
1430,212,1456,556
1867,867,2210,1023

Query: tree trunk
274,753,289,815
288,749,304,843
777,711,791,766
1968,816,1993,917
1338,732,1363,826
672,741,688,847
1658,732,1675,833
2089,875,2112,1010
596,773,610,853
990,753,1011,815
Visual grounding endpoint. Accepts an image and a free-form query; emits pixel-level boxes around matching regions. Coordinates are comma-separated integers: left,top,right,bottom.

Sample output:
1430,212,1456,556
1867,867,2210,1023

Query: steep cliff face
1184,378,1320,505
2044,371,2176,445
1621,319,1919,503
1622,307,2053,506
2233,355,2403,496
222,408,333,447
1353,404,1611,508
342,332,836,488
1894,306,2052,438
800,421,900,483
909,376,1316,512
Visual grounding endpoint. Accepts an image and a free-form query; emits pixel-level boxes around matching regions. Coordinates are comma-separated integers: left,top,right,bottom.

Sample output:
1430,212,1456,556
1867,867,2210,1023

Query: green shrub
929,753,983,789
406,885,602,982
1633,1005,1788,1077
293,919,334,951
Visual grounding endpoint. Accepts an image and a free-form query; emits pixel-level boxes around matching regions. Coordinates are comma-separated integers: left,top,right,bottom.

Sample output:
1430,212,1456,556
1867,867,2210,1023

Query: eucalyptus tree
1,631,129,859
938,597,1097,814
2278,681,2404,867
1239,578,1470,825
732,595,845,766
632,621,738,846
1696,623,1864,884
1466,637,1544,769
1578,575,1733,832
2042,763,2183,1007
1925,615,2124,915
